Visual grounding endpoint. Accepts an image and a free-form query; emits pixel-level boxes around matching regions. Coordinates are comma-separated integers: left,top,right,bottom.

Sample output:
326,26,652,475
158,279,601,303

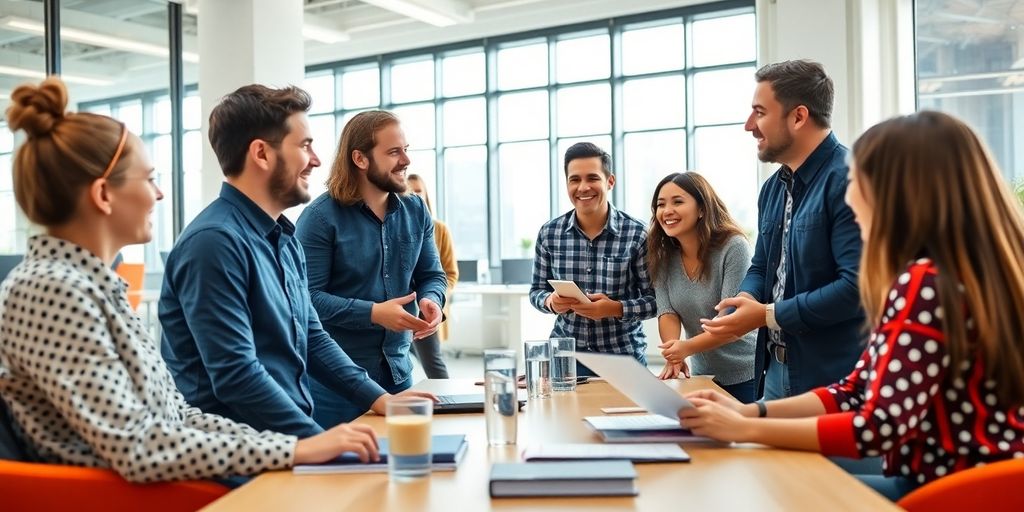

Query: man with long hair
295,111,447,427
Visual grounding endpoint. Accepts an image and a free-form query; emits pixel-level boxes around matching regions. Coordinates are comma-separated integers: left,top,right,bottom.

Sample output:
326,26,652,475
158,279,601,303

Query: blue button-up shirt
739,132,865,395
529,205,657,357
160,183,386,438
294,192,447,386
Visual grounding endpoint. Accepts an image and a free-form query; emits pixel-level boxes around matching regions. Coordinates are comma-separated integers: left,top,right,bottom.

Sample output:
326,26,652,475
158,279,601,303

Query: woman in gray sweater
648,172,757,402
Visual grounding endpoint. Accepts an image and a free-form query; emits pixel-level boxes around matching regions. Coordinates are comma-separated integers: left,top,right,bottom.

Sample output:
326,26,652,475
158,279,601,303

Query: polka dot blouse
814,259,1024,485
0,236,297,483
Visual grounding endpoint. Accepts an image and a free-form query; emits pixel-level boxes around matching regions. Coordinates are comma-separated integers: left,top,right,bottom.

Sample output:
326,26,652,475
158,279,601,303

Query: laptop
575,352,693,419
434,391,528,414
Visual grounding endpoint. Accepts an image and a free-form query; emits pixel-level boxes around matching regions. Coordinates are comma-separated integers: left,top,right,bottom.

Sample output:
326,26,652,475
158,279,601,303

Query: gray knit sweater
653,235,756,385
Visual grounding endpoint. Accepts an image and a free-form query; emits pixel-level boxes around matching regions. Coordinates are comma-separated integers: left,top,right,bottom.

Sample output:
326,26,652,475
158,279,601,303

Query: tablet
547,279,592,303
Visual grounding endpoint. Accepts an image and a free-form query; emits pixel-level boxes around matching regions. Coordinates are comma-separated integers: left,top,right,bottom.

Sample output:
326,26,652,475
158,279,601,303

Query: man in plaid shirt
529,142,657,375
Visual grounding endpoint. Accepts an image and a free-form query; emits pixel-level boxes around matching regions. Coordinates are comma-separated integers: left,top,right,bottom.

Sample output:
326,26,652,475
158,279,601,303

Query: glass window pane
391,58,434,104
391,103,435,150
183,131,204,223
556,34,610,83
693,67,755,125
692,13,756,67
556,135,612,215
917,0,1024,184
623,130,686,220
0,154,12,191
341,66,381,109
695,125,758,233
442,51,485,97
183,95,201,131
153,97,171,134
304,73,335,114
499,141,550,259
151,135,174,252
83,104,111,117
308,114,336,200
623,76,686,131
557,83,611,137
622,23,684,76
444,146,488,260
442,97,486,147
117,100,143,135
0,192,14,253
407,149,437,212
498,42,547,90
498,91,548,142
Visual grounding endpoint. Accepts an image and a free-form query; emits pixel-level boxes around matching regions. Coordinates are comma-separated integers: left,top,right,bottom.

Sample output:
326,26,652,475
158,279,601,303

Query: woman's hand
294,423,380,464
659,338,690,365
658,361,691,380
684,389,748,415
678,397,753,443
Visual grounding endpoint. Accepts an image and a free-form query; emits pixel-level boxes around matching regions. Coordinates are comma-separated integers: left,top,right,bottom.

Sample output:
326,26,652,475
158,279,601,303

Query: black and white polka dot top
0,235,296,482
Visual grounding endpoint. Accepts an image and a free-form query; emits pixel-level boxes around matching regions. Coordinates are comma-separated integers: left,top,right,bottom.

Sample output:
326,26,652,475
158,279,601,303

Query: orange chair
0,459,229,512
898,458,1024,512
115,262,145,310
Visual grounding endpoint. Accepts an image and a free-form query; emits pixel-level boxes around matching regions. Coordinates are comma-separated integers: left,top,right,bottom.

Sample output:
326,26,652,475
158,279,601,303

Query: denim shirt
294,192,447,387
160,183,386,438
738,132,865,395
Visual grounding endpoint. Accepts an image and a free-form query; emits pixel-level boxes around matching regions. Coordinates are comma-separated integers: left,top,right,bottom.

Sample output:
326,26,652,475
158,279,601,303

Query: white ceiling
0,0,714,104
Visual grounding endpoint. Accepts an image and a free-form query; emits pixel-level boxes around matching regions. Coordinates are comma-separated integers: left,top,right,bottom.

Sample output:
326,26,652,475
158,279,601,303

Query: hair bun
6,76,69,138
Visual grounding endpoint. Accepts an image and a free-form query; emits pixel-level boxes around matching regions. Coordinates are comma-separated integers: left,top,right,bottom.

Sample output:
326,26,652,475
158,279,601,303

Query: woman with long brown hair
648,172,757,402
678,111,1024,500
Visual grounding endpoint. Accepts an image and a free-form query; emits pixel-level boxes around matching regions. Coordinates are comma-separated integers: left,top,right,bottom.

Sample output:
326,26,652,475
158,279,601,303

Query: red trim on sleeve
813,387,841,414
817,412,860,458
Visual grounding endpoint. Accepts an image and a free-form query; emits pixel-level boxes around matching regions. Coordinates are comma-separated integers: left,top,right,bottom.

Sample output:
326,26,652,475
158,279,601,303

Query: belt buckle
770,343,787,364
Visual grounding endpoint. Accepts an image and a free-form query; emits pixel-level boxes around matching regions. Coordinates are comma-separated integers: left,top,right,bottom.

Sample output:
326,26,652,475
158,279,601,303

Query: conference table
202,378,900,511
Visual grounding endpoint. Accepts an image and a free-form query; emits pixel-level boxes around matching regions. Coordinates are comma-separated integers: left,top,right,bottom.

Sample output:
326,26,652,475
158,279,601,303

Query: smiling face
566,156,614,217
108,135,164,245
362,122,410,194
744,80,795,164
268,111,320,208
655,181,701,240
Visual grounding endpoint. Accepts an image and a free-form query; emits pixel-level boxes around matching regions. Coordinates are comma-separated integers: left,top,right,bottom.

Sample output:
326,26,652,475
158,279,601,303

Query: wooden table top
202,378,899,512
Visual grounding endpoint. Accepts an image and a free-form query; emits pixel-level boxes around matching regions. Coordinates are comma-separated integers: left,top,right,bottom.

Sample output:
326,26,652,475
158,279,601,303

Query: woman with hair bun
0,77,381,483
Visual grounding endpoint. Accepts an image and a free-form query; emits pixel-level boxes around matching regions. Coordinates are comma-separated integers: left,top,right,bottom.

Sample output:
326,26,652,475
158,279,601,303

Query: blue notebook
292,434,468,474
489,460,638,497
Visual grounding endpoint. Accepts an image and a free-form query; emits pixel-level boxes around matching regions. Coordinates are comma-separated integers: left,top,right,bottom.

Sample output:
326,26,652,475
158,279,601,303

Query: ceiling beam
0,47,120,85
359,0,474,27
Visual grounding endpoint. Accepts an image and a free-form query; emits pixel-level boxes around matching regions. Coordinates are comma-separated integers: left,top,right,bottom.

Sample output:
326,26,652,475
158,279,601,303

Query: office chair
897,458,1024,511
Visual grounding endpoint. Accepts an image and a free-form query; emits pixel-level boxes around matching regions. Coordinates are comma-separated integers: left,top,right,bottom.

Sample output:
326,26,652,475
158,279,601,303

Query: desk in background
202,379,899,512
446,284,554,356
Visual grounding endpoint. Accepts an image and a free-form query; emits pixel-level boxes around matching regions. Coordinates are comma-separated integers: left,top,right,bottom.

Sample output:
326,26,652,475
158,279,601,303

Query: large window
916,0,1024,186
303,1,758,264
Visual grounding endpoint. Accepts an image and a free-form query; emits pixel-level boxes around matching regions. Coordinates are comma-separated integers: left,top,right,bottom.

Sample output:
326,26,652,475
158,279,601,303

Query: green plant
520,237,534,254
1016,181,1024,208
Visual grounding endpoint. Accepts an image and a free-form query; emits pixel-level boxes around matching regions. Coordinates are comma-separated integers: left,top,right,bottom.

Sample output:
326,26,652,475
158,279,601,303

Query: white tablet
547,279,592,303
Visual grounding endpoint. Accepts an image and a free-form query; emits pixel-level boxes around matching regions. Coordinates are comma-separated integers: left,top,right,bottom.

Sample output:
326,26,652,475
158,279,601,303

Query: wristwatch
766,302,780,330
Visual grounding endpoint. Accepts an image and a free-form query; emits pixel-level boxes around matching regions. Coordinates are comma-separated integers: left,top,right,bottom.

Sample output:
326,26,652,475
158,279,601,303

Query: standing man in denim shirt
160,86,434,438
529,142,657,376
701,61,864,400
295,111,448,428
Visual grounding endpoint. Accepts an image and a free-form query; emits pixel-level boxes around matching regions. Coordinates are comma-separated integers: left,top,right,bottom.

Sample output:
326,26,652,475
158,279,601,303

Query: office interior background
0,0,1020,364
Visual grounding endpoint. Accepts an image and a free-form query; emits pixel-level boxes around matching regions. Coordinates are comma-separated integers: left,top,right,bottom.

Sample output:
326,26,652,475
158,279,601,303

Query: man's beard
269,158,311,208
757,126,795,164
366,156,407,194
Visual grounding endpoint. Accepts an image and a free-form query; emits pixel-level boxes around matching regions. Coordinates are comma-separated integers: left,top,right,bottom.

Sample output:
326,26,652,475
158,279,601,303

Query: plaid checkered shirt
529,205,657,357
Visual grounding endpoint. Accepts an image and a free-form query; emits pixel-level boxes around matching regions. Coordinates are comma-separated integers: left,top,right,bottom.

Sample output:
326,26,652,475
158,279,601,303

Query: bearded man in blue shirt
159,86,434,438
295,111,448,428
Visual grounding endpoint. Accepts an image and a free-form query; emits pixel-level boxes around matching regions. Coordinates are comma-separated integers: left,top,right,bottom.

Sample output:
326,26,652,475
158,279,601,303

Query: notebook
489,460,638,498
292,434,467,474
434,392,527,414
521,443,690,463
584,415,707,443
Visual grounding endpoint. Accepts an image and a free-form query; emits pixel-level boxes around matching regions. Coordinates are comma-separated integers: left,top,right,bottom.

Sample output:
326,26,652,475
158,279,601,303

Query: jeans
718,377,757,404
310,360,411,428
855,474,919,502
762,357,792,400
411,332,450,379
576,350,647,377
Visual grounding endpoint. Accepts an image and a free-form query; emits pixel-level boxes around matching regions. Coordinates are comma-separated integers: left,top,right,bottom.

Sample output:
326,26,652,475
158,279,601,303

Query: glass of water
524,340,552,400
550,337,577,392
483,349,518,446
385,397,433,481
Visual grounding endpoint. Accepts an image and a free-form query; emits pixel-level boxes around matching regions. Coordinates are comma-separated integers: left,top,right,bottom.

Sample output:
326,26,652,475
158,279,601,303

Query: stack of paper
583,414,706,443
521,443,690,462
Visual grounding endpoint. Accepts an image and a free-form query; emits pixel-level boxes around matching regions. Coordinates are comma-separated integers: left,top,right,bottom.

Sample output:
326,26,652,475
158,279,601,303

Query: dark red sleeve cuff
817,412,860,458
813,387,841,414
